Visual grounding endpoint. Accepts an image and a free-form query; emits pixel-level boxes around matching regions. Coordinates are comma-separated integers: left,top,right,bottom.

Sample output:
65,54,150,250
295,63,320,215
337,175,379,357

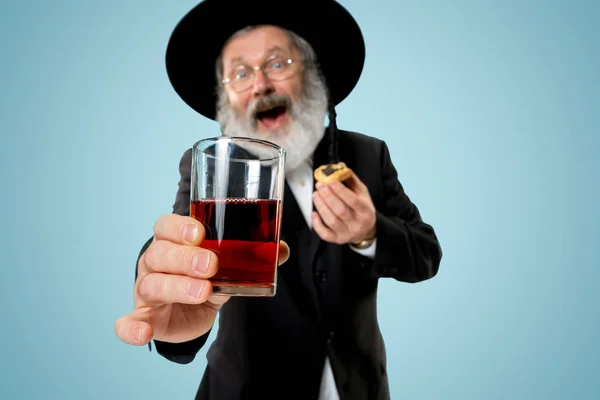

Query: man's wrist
351,224,377,249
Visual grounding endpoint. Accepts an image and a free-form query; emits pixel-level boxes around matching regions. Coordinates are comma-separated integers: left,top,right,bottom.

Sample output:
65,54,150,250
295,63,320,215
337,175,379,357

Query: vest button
320,271,328,282
315,270,327,282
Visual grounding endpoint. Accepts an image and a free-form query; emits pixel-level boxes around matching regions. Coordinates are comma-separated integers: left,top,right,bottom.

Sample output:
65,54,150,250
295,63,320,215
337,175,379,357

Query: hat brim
165,0,366,120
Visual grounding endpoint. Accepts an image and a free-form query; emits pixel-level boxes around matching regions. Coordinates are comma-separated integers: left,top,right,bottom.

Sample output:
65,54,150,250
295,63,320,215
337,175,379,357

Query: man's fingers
312,211,338,243
137,273,214,305
154,214,205,245
242,240,290,269
315,182,353,221
326,179,370,214
313,191,347,232
346,171,369,194
207,293,231,307
278,241,290,265
114,311,154,346
144,240,218,278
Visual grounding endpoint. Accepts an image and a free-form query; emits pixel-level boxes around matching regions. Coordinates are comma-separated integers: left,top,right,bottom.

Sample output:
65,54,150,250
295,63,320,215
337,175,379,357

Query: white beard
215,67,329,172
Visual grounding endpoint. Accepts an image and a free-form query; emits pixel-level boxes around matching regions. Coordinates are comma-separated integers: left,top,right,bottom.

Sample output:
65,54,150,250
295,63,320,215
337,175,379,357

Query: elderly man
115,0,443,399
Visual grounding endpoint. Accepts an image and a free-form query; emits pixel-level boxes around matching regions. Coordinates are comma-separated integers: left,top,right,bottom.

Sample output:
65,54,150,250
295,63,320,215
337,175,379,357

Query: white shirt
285,160,377,399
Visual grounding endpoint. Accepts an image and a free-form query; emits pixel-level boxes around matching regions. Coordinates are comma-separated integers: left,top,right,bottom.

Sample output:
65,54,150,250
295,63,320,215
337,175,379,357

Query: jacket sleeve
134,148,213,364
366,141,443,282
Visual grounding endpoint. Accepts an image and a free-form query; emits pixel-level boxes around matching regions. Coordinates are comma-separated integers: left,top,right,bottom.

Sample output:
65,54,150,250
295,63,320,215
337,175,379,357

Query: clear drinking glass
190,137,286,297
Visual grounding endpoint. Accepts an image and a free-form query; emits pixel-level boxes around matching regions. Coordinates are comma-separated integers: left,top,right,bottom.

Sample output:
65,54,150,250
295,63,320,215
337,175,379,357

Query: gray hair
214,26,324,97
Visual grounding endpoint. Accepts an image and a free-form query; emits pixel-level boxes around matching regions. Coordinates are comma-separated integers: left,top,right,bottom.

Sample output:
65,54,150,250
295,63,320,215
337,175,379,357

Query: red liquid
190,198,281,289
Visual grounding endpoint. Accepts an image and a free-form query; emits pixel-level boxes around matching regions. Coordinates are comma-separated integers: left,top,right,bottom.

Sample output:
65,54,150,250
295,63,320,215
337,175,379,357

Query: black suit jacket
136,129,442,400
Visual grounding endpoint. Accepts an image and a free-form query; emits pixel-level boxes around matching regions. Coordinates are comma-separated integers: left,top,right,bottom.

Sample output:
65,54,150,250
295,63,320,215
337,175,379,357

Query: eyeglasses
222,55,299,93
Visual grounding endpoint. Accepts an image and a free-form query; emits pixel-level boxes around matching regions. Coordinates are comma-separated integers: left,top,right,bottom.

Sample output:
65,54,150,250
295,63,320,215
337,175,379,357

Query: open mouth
255,106,288,130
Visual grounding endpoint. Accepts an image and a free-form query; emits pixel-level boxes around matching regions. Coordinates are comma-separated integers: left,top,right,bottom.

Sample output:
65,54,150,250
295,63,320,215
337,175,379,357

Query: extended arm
135,148,213,364
369,141,443,282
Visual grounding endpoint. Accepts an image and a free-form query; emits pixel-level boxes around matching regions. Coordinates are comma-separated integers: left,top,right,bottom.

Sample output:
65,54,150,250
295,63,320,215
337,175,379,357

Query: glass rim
192,136,286,162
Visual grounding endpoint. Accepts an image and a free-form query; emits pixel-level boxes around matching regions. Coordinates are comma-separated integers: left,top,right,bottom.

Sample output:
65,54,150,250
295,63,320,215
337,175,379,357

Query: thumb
278,240,290,265
114,308,154,346
346,171,368,194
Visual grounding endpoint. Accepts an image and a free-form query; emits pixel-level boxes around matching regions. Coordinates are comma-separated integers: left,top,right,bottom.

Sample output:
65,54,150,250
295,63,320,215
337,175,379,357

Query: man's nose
252,70,274,97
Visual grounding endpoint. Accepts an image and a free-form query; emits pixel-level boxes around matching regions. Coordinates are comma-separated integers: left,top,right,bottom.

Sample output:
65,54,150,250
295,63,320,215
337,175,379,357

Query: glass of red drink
190,137,286,297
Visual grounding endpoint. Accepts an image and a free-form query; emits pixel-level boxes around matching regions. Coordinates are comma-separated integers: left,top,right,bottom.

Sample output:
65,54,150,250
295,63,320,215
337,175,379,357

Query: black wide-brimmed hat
165,0,366,120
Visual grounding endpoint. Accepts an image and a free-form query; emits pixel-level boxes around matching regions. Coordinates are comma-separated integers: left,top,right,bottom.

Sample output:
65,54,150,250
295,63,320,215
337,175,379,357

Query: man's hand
115,214,290,346
312,172,376,245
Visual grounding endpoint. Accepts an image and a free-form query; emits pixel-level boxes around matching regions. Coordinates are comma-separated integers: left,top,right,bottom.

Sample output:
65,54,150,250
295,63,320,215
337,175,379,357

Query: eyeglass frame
221,54,302,93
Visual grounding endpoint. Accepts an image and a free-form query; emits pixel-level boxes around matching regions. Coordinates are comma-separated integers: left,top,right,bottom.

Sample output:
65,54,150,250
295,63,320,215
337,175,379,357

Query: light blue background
1,0,598,399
